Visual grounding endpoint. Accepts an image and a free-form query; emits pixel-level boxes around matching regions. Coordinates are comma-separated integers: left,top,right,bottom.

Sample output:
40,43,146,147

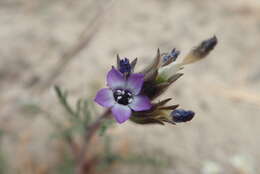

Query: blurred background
0,0,260,173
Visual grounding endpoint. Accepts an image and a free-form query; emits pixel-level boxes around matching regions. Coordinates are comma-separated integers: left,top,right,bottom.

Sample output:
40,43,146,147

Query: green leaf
99,119,114,136
0,151,7,174
82,99,92,125
97,135,120,170
54,85,76,118
75,99,82,118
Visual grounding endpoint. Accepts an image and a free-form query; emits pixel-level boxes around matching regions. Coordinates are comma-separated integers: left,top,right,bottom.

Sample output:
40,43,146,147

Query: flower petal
111,104,131,124
94,88,115,107
107,67,126,90
129,95,152,111
126,73,144,95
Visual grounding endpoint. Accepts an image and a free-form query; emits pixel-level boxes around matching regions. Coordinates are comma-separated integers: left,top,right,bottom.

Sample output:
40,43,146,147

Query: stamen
128,98,133,103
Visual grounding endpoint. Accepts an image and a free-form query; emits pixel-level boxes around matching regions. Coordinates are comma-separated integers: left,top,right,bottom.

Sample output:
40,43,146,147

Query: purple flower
94,67,152,124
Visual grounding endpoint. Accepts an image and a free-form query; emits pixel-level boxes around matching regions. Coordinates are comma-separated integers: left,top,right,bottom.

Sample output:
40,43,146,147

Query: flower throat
113,89,133,105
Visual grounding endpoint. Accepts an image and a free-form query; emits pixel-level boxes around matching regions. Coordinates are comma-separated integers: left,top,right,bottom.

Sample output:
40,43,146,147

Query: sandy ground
1,0,260,173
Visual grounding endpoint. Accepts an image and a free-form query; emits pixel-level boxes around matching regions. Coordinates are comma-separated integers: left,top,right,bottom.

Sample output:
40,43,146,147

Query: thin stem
75,109,111,174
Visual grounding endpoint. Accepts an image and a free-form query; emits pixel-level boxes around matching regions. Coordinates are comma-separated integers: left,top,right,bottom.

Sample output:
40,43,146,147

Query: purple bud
200,35,217,53
163,48,180,63
170,48,180,60
192,36,218,59
119,58,131,74
171,109,195,123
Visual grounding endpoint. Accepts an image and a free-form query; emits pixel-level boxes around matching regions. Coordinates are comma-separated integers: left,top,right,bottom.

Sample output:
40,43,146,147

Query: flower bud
157,62,183,83
171,109,195,123
118,58,131,74
162,48,180,66
116,54,138,74
130,98,179,125
182,36,218,65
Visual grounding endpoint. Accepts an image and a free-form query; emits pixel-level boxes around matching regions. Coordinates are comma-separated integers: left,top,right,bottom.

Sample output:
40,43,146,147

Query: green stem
75,109,111,174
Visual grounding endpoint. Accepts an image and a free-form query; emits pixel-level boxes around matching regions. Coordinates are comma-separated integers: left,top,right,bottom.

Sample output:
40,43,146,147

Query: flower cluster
95,36,217,124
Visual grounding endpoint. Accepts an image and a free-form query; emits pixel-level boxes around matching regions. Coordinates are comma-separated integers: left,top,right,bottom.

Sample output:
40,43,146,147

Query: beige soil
0,0,260,173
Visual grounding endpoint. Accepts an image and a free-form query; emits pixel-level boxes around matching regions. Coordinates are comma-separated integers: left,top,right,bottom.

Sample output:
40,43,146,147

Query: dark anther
113,89,133,105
